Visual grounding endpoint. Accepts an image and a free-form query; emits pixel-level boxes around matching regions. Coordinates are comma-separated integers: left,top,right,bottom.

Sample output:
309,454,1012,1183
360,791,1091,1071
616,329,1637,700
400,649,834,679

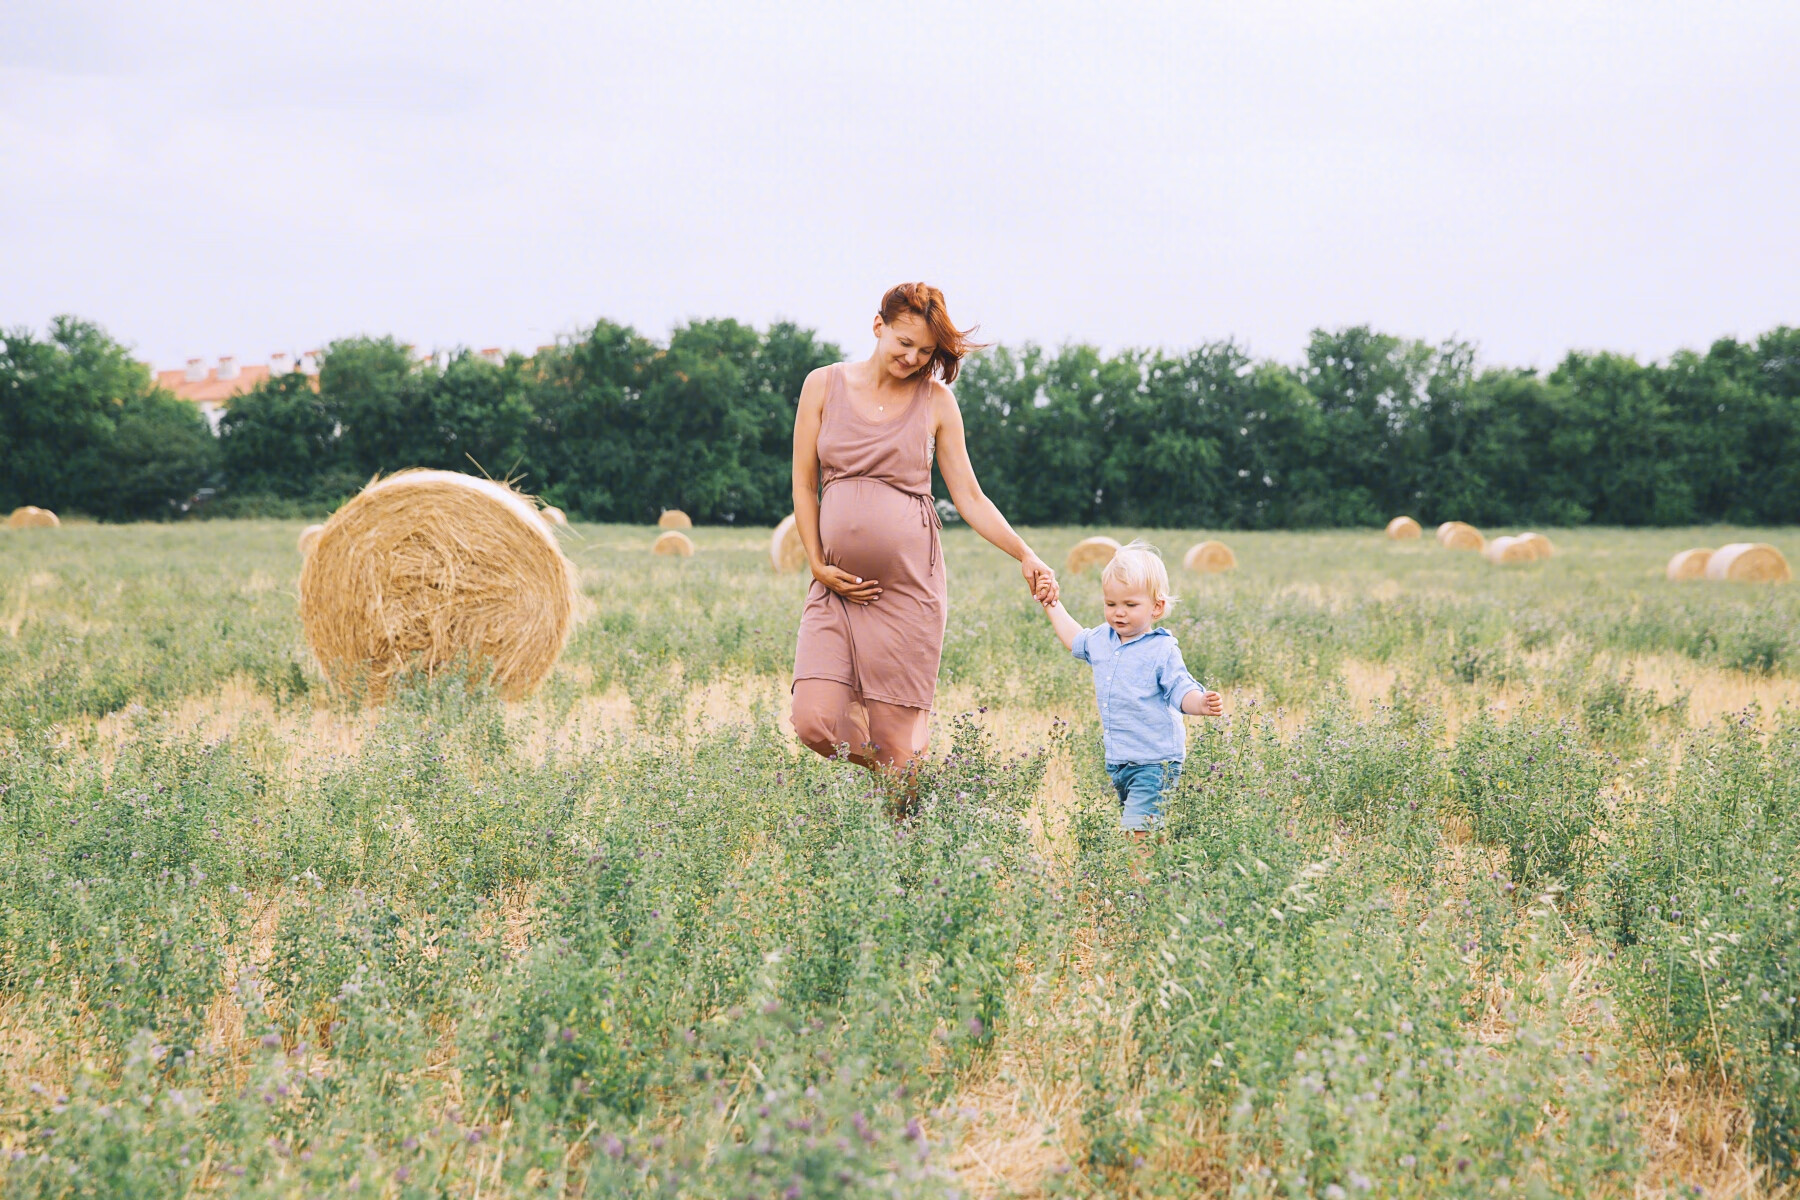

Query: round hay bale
1516,531,1554,560
1438,522,1485,552
540,505,567,528
1483,535,1538,565
297,523,325,555
1666,548,1714,582
1066,536,1121,575
297,470,577,701
7,506,60,529
1704,542,1792,583
652,530,695,557
658,509,693,530
770,514,808,573
1385,516,1422,540
1183,540,1238,573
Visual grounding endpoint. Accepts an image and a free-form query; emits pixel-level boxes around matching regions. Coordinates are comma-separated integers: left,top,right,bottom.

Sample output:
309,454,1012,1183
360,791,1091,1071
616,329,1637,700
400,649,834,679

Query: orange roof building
153,354,320,431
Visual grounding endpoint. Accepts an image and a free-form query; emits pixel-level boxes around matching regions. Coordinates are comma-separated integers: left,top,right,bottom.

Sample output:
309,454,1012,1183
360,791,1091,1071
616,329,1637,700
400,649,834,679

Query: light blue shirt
1071,625,1206,766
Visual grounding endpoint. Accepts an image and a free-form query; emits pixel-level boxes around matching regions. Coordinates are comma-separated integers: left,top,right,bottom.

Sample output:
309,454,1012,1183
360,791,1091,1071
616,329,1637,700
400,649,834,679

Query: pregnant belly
819,480,933,584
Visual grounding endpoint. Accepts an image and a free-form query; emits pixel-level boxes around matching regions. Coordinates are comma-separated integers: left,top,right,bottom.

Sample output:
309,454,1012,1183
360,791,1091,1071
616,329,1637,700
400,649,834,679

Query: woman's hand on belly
813,562,882,605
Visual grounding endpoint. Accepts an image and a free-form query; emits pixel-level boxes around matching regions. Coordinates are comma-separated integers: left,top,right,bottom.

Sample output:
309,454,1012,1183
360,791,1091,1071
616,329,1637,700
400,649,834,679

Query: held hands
814,562,882,606
1021,551,1059,606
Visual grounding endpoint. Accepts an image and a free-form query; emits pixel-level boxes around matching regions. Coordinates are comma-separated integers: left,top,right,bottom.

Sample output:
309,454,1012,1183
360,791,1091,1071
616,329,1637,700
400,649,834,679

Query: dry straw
1066,536,1121,574
1437,521,1485,552
770,514,808,573
7,506,60,529
540,505,568,527
297,523,325,555
1483,535,1536,565
1666,548,1713,582
1183,541,1238,572
297,470,578,702
1516,531,1555,559
652,530,695,557
658,509,693,530
1385,516,1422,539
1704,542,1792,583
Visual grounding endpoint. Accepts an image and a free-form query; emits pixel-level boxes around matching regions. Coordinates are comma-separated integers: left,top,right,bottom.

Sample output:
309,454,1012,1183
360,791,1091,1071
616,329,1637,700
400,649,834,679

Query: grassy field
1,520,1798,1198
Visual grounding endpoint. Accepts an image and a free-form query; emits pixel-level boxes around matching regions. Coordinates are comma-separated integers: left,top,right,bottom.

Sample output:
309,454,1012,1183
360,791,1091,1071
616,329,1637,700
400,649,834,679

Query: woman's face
871,311,937,380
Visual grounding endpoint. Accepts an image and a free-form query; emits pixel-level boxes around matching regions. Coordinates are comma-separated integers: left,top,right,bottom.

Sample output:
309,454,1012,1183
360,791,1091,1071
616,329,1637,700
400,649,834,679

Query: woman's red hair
879,282,987,385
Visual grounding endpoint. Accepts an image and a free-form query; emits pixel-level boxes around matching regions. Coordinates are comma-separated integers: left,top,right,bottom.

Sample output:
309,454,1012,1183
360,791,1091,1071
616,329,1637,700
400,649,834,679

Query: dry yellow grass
297,470,578,701
652,530,696,557
1484,534,1539,565
1065,536,1120,574
1182,540,1238,572
658,509,693,530
540,505,567,527
1385,515,1422,539
296,523,324,555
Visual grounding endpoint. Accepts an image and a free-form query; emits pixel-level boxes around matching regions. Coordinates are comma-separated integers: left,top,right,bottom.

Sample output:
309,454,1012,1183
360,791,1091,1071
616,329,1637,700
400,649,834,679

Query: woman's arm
793,368,880,605
932,385,1059,605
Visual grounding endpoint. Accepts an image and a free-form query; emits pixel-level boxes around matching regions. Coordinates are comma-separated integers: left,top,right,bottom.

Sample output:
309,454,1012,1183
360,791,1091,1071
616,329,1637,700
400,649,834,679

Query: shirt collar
1103,626,1171,648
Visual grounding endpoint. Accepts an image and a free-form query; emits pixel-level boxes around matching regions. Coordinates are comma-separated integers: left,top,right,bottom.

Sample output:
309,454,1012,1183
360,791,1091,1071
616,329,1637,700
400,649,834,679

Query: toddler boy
1040,540,1223,833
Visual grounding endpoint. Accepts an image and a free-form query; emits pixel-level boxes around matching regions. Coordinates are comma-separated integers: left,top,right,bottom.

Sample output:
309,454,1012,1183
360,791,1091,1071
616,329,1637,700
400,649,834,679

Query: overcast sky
4,1,1796,374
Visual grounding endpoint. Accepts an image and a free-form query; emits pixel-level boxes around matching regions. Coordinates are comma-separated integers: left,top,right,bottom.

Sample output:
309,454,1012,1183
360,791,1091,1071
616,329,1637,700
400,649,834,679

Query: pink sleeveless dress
793,363,947,710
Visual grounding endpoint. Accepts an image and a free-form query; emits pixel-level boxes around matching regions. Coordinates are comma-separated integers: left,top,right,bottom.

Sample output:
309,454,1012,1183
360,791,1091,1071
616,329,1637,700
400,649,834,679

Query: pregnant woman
790,282,1058,778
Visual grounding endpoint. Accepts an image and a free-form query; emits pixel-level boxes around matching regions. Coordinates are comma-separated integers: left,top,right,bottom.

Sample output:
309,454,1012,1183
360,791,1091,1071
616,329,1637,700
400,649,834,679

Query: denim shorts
1107,760,1182,832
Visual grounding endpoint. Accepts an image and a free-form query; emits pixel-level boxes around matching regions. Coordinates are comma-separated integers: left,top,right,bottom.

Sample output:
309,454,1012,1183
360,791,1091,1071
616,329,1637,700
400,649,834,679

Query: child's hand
1196,690,1224,717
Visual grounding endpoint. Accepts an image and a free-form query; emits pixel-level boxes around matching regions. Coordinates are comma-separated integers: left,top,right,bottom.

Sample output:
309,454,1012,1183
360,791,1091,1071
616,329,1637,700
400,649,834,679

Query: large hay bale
7,506,60,529
1066,536,1121,575
1666,548,1713,582
652,530,695,557
540,505,567,528
1437,522,1485,552
658,509,693,530
770,514,808,573
1516,531,1555,560
1483,535,1538,565
1183,540,1238,573
297,523,325,555
297,470,577,701
1386,516,1422,540
1705,542,1792,583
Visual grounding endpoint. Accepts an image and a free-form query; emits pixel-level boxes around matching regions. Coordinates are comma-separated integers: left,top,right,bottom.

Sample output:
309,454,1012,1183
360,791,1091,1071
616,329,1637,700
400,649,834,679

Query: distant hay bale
652,530,695,557
1386,516,1422,539
297,523,325,555
1437,522,1485,552
1066,536,1121,574
1666,548,1714,582
540,506,567,527
1704,542,1792,583
297,470,577,702
1516,531,1554,560
658,509,692,530
1483,535,1538,565
770,514,808,573
7,506,60,529
1183,540,1238,573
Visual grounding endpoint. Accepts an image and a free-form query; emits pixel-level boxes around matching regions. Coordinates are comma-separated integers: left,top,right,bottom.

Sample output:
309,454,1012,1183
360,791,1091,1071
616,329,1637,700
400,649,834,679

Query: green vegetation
9,316,1800,526
0,522,1796,1196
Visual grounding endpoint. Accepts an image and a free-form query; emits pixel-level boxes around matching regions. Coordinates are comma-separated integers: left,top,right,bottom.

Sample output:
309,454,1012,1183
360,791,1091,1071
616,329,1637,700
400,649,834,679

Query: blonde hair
1101,539,1177,608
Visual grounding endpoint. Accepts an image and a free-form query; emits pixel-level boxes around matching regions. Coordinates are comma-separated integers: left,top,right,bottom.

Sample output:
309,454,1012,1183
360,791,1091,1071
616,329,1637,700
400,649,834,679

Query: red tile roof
157,364,271,404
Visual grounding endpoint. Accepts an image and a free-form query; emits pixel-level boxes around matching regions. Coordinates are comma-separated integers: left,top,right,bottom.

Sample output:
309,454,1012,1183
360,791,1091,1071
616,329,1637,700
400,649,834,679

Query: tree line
4,315,1797,526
